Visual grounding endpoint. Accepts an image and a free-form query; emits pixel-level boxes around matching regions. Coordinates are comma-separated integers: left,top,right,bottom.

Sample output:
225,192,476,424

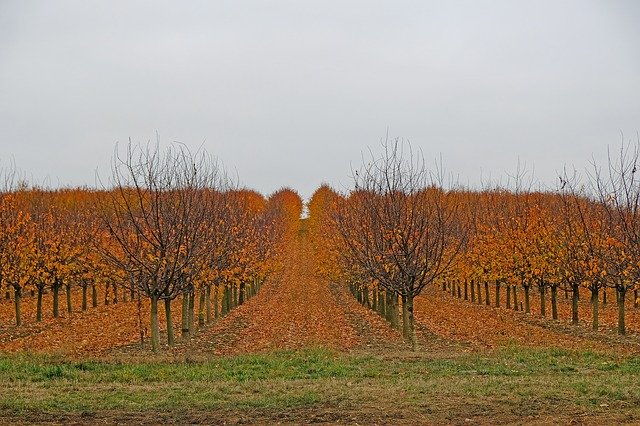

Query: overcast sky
1,1,639,198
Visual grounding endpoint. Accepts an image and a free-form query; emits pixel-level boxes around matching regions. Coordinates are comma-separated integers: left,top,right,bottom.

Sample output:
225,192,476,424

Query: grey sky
1,1,639,198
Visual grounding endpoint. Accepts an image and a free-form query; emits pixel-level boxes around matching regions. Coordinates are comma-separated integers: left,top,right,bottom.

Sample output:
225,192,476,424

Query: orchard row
308,141,640,349
4,140,640,352
0,145,302,351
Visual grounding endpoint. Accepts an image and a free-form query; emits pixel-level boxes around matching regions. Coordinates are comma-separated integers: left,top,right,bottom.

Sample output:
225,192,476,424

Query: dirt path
181,231,376,356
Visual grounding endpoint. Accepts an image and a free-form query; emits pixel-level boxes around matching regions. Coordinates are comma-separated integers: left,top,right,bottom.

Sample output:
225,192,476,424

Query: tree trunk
476,281,482,305
165,298,174,346
401,294,410,340
150,295,160,352
378,289,386,317
402,294,418,350
464,280,469,301
617,287,626,335
470,279,475,303
386,291,399,329
591,287,599,330
214,285,219,319
113,284,118,304
181,290,190,338
384,290,392,323
123,286,128,303
539,284,546,317
221,286,228,316
92,284,98,308
65,284,72,315
457,284,461,299
239,282,246,305
206,285,212,323
372,289,377,311
513,286,518,311
188,289,195,331
571,284,579,325
484,281,490,306
495,281,501,308
36,286,43,322
53,282,60,318
82,286,87,311
199,287,206,326
104,282,110,306
603,289,607,306
524,284,530,314
14,286,21,326
232,285,238,308
634,289,638,309
506,285,511,309
364,286,370,308
551,284,558,320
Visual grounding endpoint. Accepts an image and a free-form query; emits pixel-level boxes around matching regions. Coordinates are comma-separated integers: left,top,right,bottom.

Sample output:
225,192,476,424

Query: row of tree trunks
351,284,401,333
168,279,264,348
443,279,633,335
12,280,134,327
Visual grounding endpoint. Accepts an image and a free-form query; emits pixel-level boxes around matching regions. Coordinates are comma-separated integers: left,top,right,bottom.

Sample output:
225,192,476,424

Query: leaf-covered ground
415,284,640,356
1,229,640,359
176,234,363,355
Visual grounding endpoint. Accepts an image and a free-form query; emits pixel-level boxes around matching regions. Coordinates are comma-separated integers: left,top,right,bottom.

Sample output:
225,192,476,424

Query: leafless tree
335,139,465,349
591,140,640,335
99,141,228,351
557,169,609,329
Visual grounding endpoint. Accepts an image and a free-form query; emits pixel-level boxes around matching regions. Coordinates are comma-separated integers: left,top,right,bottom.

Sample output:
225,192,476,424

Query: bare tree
335,139,464,349
557,169,609,329
591,140,640,335
99,141,227,351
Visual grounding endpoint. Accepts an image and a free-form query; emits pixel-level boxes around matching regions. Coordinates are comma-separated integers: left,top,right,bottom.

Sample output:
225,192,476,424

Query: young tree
335,139,464,349
592,142,640,335
100,142,227,351
0,194,34,326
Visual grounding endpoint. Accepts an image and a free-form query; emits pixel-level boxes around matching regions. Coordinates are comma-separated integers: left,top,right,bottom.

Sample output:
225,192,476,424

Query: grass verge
0,346,639,424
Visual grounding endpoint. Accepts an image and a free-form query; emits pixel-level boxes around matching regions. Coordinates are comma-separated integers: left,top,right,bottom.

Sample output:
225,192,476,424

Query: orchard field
2,143,640,424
